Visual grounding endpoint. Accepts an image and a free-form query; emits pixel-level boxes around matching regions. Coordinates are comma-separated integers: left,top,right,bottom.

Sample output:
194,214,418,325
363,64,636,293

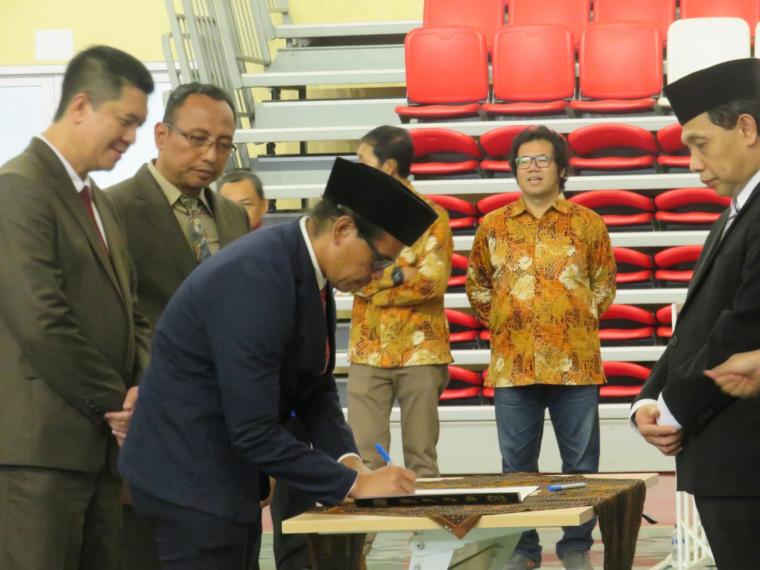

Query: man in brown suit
109,82,249,328
0,46,153,570
108,82,249,569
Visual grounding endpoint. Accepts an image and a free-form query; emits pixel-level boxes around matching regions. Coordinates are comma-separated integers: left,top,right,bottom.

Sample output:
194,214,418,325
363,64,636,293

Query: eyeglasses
515,154,554,169
164,122,237,155
358,232,395,271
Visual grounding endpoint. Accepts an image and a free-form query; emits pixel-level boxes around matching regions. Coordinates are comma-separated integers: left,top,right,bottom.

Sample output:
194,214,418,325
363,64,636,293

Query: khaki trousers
0,465,122,570
347,363,449,477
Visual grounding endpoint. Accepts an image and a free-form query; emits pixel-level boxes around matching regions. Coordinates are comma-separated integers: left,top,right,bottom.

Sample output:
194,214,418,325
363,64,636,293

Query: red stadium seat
599,304,657,345
655,304,674,339
656,123,691,169
482,25,575,117
440,365,483,403
601,361,652,400
680,0,760,31
568,190,655,229
569,124,658,172
445,309,482,348
570,23,663,114
427,195,479,233
479,125,526,173
613,247,654,287
508,0,591,49
410,128,482,177
593,0,676,43
476,192,522,217
654,188,730,227
423,0,506,53
654,245,703,285
397,27,489,121
448,253,469,291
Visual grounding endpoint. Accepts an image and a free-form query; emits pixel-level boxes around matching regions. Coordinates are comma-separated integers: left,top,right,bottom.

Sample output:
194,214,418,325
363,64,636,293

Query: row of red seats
442,361,654,403
446,305,674,347
399,23,665,120
410,125,691,178
447,245,703,289
424,0,760,52
429,190,729,234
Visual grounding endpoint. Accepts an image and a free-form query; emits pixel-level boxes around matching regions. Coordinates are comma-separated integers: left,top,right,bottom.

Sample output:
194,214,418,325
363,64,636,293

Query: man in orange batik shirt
348,125,453,478
467,126,616,570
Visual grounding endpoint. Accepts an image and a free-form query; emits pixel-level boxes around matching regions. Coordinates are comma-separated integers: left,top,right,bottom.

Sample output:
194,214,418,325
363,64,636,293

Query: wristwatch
391,265,404,286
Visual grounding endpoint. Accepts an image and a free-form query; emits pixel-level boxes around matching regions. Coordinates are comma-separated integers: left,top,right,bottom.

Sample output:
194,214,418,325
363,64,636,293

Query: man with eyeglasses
347,125,453,480
108,82,249,569
118,157,436,568
467,126,616,570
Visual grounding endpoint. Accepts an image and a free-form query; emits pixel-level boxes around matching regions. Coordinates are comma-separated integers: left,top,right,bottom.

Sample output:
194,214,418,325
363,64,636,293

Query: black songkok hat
323,157,437,246
665,58,760,125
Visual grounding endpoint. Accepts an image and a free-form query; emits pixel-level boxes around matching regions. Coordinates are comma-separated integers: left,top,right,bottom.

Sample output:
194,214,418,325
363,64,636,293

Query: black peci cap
323,157,437,246
665,58,760,125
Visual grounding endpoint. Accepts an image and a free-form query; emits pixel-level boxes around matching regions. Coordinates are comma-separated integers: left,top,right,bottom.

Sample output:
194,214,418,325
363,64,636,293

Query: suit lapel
31,140,124,301
135,165,198,279
206,188,241,247
294,222,332,374
682,182,760,314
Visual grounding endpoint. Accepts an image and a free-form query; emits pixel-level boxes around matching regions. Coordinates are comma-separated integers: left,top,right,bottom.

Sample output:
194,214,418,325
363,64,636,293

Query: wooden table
283,473,658,570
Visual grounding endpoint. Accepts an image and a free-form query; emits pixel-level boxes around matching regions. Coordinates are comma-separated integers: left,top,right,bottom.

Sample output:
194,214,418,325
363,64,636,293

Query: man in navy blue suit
119,157,437,569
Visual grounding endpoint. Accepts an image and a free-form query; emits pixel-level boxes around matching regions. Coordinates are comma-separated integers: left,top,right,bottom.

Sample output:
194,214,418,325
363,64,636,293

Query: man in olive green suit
108,82,249,569
0,46,154,570
109,83,249,328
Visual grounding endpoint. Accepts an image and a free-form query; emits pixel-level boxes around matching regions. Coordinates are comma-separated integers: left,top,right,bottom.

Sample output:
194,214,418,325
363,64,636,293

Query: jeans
494,384,600,563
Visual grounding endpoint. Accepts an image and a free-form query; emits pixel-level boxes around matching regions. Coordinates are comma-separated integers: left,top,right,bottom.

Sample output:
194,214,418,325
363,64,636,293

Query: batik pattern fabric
467,196,616,387
349,192,454,368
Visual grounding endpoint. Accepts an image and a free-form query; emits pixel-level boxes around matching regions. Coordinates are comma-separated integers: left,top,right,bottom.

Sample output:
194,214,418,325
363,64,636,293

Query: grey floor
256,525,716,569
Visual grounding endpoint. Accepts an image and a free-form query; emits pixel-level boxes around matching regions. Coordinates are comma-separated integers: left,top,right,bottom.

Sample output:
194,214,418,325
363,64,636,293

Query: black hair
360,125,413,178
217,169,265,200
509,125,571,190
54,45,154,120
707,99,760,131
162,82,236,124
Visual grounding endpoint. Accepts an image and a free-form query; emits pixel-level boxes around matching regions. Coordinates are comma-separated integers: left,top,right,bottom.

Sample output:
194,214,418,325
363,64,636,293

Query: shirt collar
733,169,760,213
508,194,569,217
299,216,326,290
147,160,213,214
36,135,92,193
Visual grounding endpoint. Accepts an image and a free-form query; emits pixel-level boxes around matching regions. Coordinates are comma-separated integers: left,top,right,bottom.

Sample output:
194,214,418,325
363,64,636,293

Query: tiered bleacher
162,0,755,409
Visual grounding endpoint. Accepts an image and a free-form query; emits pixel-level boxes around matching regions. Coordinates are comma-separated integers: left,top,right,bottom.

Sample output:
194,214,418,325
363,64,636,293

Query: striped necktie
320,286,331,374
721,199,739,239
179,195,212,262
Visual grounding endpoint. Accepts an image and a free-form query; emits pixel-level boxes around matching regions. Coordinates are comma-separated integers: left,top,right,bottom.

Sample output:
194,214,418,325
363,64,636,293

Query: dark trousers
123,503,161,570
494,385,600,563
271,416,313,570
694,495,760,570
131,486,261,570
0,465,121,570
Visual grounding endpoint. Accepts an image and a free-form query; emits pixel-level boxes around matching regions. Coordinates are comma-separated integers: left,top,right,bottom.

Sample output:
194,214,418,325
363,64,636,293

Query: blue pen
374,443,393,465
547,482,587,492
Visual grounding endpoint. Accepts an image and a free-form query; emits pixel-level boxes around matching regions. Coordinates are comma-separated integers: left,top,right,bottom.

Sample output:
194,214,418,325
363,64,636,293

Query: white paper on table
412,485,539,501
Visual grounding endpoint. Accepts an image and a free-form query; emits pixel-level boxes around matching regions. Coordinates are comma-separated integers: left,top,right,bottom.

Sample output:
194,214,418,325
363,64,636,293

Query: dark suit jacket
0,138,151,473
635,182,760,496
119,221,359,522
107,163,249,327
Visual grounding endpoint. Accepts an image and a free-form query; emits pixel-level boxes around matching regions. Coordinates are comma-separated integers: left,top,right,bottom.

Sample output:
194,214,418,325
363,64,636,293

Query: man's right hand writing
635,402,683,456
349,465,416,499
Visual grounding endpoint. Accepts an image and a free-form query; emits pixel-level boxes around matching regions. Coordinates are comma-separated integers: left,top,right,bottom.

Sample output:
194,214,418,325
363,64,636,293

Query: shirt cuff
629,398,657,432
338,453,363,499
656,393,682,429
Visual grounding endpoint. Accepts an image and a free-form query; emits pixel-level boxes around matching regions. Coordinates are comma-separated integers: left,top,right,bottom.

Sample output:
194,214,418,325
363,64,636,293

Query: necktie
320,286,331,374
721,199,738,239
79,185,109,254
180,195,212,262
